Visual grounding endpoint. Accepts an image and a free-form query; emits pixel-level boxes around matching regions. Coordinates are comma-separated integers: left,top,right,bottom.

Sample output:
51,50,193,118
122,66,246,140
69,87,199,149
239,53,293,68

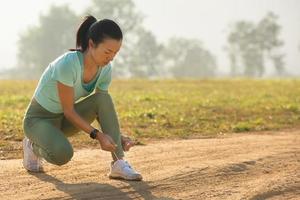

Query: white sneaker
108,160,142,181
22,137,43,172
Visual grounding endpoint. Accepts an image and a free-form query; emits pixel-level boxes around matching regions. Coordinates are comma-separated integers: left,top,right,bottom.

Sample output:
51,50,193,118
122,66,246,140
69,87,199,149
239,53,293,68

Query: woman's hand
96,132,117,152
121,135,135,151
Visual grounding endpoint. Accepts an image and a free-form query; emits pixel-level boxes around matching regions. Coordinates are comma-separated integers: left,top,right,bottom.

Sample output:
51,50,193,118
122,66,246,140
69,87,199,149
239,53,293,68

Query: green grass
1,79,300,159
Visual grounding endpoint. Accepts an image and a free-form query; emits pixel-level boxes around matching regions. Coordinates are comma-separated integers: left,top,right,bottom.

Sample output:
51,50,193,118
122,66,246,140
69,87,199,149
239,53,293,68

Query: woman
22,15,142,181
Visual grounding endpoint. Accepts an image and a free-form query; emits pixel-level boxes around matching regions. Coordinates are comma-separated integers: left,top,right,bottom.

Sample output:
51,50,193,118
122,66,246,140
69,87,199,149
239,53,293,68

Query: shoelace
113,151,135,172
113,152,119,160
113,152,129,166
124,161,132,169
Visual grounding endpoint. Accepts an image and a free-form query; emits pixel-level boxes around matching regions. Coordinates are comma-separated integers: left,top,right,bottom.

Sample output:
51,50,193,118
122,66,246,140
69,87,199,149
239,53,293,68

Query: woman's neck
83,51,98,71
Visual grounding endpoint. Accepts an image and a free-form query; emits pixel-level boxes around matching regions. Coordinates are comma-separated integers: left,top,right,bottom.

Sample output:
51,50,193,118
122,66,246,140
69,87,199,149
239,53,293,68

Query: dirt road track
0,130,299,200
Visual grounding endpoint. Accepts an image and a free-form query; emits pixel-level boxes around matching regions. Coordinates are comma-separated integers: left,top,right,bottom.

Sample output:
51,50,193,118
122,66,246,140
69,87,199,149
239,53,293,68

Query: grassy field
1,79,300,159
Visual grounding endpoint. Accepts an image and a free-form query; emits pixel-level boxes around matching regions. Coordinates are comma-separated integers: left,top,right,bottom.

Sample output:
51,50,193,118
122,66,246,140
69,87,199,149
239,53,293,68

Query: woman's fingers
98,133,117,152
101,134,136,152
123,139,135,151
106,143,117,152
107,135,117,151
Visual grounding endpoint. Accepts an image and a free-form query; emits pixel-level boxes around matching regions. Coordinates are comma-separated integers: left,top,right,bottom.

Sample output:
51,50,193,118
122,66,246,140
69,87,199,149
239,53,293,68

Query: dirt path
0,130,299,200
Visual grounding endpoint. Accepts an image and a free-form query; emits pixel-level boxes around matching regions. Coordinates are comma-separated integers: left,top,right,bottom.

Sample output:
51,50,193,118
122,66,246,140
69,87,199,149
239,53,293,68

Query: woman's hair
71,15,123,52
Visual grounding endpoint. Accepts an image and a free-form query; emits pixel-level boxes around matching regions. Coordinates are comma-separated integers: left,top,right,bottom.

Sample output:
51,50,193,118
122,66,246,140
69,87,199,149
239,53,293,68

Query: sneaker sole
23,166,44,173
108,173,143,181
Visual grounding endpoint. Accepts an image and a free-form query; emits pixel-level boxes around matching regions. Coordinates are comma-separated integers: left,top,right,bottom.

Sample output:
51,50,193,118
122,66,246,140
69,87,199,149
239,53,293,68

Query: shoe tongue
115,160,128,168
114,160,126,167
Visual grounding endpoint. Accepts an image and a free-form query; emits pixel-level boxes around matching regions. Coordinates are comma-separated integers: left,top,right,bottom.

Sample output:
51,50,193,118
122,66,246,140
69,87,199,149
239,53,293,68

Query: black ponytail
76,15,97,52
70,15,123,52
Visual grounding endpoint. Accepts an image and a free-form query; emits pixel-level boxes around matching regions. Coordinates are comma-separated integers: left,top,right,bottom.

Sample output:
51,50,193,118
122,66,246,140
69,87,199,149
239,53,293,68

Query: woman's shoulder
102,63,112,73
51,51,80,67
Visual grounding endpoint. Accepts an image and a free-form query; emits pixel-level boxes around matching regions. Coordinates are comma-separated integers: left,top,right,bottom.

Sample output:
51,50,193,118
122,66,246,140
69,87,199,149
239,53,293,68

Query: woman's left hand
121,135,135,151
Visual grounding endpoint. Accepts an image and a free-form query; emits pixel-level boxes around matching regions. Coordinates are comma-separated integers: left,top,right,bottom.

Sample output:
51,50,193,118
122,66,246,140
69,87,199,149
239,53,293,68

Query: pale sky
1,0,300,75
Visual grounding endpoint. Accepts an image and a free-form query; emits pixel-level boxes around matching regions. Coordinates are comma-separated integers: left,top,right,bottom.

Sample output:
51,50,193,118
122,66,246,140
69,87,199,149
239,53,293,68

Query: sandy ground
0,130,299,200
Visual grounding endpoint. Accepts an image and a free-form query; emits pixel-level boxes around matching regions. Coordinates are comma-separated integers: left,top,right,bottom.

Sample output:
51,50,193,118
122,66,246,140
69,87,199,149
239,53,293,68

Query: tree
162,38,217,78
226,12,285,77
270,54,285,75
227,21,256,76
85,0,146,77
127,29,163,77
17,5,79,77
17,0,164,78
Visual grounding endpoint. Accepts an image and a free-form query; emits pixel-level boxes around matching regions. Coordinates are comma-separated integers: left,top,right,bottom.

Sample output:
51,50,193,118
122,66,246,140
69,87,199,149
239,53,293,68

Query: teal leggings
23,91,124,166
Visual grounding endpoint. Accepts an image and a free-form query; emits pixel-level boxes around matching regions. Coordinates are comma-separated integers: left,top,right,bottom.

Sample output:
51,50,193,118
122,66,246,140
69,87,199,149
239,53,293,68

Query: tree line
15,0,285,79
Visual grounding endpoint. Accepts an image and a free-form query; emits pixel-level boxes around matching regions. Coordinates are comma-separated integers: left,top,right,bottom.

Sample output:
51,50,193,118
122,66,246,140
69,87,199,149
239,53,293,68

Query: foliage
163,37,217,77
17,5,79,76
226,12,284,77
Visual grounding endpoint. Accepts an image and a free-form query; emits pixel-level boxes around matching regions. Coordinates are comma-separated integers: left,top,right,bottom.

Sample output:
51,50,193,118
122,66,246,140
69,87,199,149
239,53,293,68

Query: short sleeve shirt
33,51,112,113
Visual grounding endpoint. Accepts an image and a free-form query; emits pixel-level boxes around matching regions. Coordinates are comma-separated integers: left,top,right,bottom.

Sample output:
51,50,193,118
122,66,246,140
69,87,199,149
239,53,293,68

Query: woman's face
89,38,122,67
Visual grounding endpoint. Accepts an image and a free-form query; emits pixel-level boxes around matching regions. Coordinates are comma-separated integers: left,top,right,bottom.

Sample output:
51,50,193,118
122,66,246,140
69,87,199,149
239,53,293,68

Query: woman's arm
57,82,93,134
57,81,116,152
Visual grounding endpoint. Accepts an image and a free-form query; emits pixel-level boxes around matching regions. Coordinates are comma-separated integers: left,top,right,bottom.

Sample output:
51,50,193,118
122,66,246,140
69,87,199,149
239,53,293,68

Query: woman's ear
88,39,95,49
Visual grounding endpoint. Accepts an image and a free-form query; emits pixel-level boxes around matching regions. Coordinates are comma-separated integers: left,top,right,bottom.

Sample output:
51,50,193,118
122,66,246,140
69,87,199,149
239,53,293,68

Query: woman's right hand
96,132,117,152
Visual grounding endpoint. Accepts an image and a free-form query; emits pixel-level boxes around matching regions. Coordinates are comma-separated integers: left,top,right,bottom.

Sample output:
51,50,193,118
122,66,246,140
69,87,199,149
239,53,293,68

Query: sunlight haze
1,0,299,75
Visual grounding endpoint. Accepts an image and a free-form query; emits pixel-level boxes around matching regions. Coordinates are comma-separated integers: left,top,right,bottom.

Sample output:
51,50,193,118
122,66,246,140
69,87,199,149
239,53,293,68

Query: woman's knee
93,92,115,110
49,141,74,166
93,91,111,102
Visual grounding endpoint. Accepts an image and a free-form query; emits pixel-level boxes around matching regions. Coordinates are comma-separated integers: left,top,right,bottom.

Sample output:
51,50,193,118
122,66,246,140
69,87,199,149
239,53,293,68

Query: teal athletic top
77,52,102,93
33,51,112,113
